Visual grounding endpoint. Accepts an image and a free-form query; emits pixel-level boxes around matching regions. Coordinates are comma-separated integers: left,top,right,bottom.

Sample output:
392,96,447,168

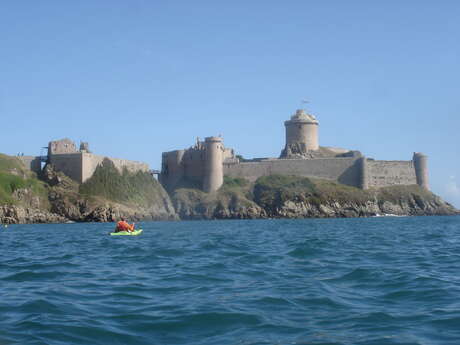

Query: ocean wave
1,217,460,344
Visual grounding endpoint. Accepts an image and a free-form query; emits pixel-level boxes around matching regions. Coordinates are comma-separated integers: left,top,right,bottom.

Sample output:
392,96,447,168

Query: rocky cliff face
43,163,178,222
0,156,177,224
172,176,458,220
0,205,68,224
1,152,457,224
173,188,266,220
259,195,456,218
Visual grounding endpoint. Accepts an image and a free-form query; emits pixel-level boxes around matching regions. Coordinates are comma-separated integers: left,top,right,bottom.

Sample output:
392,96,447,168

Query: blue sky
1,1,459,207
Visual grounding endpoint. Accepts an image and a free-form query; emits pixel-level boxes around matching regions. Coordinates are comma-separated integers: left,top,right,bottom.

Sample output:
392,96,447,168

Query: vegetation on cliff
172,176,264,219
172,174,458,219
1,151,457,224
0,154,176,223
0,154,48,206
255,175,457,217
79,158,168,208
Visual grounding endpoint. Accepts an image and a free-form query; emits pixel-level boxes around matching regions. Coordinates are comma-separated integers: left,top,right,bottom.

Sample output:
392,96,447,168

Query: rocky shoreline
1,192,458,224
171,189,458,221
0,158,458,224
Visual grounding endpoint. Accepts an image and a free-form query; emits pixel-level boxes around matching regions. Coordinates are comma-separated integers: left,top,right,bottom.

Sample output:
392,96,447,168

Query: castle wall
224,157,361,187
49,153,83,182
160,149,208,190
81,153,149,183
366,160,417,188
17,156,42,175
183,149,205,180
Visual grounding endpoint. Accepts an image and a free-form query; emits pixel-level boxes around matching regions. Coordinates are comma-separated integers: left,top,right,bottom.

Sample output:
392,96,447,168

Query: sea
1,216,459,345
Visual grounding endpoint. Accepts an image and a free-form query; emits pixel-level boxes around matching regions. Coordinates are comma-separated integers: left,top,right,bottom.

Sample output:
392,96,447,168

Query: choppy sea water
1,216,460,345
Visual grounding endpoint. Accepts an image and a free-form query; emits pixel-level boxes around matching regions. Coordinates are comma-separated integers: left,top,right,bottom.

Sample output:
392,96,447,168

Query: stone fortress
160,109,429,193
19,138,149,183
16,108,429,194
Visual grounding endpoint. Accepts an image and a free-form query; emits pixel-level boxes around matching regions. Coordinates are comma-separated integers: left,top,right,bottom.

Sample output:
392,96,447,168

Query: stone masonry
160,109,429,192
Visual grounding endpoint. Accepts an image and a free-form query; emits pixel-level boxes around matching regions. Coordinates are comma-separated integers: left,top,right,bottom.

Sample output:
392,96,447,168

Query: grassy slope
0,153,48,205
172,176,256,212
172,174,448,216
253,174,441,209
79,158,166,207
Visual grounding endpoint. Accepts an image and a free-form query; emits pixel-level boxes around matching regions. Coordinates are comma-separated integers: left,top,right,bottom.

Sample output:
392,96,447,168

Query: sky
1,1,459,207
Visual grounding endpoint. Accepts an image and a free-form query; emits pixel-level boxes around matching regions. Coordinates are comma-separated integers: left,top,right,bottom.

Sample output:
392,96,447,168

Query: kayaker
115,217,135,232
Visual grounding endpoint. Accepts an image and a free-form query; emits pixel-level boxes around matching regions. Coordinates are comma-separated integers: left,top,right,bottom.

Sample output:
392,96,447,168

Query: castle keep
160,109,429,192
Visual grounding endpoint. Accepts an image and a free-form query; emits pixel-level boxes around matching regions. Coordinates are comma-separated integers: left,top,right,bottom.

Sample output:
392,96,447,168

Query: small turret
413,152,429,190
203,136,223,193
79,142,90,153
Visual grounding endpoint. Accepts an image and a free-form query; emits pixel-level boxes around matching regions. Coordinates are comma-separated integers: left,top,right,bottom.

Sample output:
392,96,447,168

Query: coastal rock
44,163,178,222
172,176,458,220
173,188,267,220
0,205,67,224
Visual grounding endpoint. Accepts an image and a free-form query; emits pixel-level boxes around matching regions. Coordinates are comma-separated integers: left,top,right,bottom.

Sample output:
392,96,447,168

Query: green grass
252,174,440,212
0,154,48,205
253,174,374,211
173,173,452,218
222,176,249,189
0,153,24,171
375,184,436,204
79,158,165,206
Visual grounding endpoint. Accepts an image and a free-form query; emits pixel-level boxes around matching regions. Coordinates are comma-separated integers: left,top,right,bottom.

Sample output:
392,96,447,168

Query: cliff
172,177,265,219
0,154,67,223
1,151,457,224
172,175,458,220
0,154,177,224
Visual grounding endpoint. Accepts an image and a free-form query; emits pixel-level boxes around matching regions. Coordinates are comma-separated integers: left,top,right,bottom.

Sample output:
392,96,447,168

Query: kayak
110,229,143,236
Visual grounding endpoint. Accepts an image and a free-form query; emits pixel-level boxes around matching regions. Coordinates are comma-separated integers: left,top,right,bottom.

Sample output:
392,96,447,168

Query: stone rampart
224,157,361,187
366,160,417,188
82,153,149,183
17,156,42,175
49,153,83,182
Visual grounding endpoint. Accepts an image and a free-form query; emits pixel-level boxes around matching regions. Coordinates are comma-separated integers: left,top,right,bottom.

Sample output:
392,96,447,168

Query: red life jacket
116,221,132,231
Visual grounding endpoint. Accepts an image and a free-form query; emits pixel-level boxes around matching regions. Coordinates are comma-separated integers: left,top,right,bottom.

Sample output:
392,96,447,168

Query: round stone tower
203,136,224,193
359,156,369,190
284,109,319,155
413,152,429,190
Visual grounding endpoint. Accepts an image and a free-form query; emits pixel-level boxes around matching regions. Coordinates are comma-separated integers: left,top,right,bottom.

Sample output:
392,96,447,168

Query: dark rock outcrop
44,164,178,222
0,159,178,224
0,205,67,224
173,188,266,220
172,176,458,220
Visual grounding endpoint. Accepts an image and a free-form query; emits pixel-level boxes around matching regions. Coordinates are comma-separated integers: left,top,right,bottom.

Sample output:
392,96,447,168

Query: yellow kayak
110,229,143,236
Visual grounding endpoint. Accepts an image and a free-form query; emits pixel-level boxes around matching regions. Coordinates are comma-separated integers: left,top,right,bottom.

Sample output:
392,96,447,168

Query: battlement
285,109,319,124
